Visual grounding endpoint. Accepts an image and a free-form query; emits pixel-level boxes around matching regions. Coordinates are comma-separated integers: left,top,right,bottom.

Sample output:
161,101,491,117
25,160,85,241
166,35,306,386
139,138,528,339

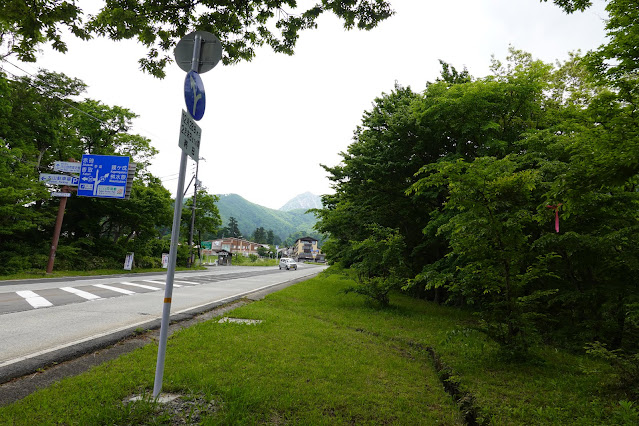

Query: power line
1,58,169,146
1,60,112,127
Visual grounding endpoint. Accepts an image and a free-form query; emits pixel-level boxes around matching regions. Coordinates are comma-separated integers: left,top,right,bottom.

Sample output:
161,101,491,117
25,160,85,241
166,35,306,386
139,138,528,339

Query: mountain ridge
279,192,322,211
215,193,319,240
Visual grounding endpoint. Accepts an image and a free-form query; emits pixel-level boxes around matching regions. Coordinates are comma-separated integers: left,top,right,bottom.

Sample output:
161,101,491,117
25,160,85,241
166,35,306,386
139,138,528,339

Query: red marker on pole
546,204,562,233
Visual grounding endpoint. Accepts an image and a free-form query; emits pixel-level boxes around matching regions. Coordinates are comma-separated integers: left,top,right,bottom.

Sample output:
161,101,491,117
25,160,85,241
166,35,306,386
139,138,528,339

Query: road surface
0,264,324,382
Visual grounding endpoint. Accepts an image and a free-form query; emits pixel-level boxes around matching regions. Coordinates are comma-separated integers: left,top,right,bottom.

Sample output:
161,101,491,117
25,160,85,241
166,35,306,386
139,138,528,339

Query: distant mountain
216,194,318,240
279,192,322,211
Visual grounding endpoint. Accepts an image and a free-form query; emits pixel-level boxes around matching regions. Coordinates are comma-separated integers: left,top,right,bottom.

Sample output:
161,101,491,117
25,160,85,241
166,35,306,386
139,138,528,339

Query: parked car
279,258,297,270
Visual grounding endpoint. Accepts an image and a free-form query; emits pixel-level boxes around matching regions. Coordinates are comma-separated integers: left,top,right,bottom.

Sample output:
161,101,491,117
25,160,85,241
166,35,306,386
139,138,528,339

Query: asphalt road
0,264,325,384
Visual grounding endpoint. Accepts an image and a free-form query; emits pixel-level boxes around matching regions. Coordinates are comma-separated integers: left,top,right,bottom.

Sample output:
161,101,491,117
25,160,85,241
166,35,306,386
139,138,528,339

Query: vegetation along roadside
1,272,635,425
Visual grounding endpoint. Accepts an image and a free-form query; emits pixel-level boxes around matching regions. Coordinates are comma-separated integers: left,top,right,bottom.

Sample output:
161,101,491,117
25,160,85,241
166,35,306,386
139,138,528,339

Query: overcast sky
9,0,609,210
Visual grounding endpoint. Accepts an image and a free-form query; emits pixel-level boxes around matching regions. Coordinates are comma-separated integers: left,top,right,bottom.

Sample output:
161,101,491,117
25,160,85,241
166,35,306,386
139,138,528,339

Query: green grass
202,255,278,267
0,272,634,425
230,256,278,267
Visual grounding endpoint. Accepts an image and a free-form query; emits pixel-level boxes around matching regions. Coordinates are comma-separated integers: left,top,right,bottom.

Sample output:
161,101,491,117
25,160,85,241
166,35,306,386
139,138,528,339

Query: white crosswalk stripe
120,281,161,291
174,280,198,285
16,290,53,308
60,287,101,300
143,280,182,287
93,284,136,295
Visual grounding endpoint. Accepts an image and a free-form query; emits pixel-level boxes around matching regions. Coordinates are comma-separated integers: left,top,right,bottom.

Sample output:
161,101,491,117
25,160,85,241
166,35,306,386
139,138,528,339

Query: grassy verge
230,256,278,267
0,272,635,424
0,266,206,281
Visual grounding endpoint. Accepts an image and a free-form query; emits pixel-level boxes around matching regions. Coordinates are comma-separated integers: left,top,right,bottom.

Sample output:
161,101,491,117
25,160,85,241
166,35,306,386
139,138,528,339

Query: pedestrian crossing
2,277,193,314
60,286,101,300
0,269,287,315
15,290,53,309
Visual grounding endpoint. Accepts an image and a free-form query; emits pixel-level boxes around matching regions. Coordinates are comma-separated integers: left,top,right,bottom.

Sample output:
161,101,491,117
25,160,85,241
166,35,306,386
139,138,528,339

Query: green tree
266,229,275,245
257,246,270,258
315,84,432,274
317,52,551,292
2,0,393,78
541,0,592,13
224,216,241,238
410,156,557,355
0,70,87,272
181,189,222,242
343,225,408,307
0,0,88,62
251,226,267,244
0,69,174,272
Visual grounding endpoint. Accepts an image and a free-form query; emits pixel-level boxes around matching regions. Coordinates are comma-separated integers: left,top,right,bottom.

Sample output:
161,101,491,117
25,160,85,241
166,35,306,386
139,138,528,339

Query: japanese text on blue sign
78,154,130,199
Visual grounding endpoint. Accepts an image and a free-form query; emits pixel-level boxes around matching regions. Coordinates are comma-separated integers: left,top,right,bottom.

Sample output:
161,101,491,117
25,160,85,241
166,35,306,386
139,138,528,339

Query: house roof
295,236,317,243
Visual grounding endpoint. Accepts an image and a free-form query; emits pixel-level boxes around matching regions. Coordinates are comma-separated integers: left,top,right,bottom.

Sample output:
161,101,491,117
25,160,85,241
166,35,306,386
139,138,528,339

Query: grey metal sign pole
153,34,203,398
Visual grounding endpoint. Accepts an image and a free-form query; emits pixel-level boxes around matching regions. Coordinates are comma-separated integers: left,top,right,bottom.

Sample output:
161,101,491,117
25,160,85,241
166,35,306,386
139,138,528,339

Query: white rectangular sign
124,252,134,270
53,161,81,174
51,192,72,197
178,109,202,161
39,173,79,186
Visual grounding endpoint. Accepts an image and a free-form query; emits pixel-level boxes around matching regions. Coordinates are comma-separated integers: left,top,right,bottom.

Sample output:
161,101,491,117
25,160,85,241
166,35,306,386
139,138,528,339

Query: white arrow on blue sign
184,70,205,121
77,154,130,199
39,173,79,186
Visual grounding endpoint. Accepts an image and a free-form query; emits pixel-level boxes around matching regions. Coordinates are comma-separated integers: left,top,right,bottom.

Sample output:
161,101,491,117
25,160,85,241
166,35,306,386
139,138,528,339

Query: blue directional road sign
39,173,79,186
78,154,130,199
184,70,206,121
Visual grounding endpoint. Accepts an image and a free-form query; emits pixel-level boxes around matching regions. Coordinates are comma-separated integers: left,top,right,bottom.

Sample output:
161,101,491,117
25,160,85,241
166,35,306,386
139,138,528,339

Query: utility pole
188,157,204,267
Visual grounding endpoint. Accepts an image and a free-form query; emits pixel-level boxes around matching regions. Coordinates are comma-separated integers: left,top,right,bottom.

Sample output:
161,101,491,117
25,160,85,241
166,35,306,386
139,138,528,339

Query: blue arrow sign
77,154,130,199
184,70,206,121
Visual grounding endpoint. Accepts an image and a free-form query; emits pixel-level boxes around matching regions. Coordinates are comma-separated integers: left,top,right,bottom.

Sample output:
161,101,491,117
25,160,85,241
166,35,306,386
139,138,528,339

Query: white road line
143,280,182,287
16,290,53,308
60,287,101,300
93,284,136,295
120,281,161,291
174,280,198,285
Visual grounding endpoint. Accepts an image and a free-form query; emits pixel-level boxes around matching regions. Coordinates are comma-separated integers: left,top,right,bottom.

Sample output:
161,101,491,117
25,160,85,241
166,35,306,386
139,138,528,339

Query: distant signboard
51,192,72,198
53,161,81,174
202,241,212,250
39,173,79,186
78,154,130,199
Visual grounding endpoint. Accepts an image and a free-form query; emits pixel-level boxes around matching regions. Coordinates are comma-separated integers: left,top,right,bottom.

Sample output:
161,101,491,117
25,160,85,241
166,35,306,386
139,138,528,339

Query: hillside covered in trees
215,194,318,242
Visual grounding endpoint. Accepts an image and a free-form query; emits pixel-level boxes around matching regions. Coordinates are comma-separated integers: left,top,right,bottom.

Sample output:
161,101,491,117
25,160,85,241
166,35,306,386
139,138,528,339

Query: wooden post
46,194,68,274
45,158,78,274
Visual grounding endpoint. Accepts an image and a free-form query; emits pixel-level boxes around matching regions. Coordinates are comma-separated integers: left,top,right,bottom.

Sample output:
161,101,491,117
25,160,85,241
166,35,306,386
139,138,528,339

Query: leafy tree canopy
182,188,222,241
541,0,592,13
0,68,179,272
1,0,394,77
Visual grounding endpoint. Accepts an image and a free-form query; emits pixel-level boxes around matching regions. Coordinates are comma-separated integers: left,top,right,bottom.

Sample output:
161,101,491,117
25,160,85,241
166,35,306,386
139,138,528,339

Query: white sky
8,0,609,209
